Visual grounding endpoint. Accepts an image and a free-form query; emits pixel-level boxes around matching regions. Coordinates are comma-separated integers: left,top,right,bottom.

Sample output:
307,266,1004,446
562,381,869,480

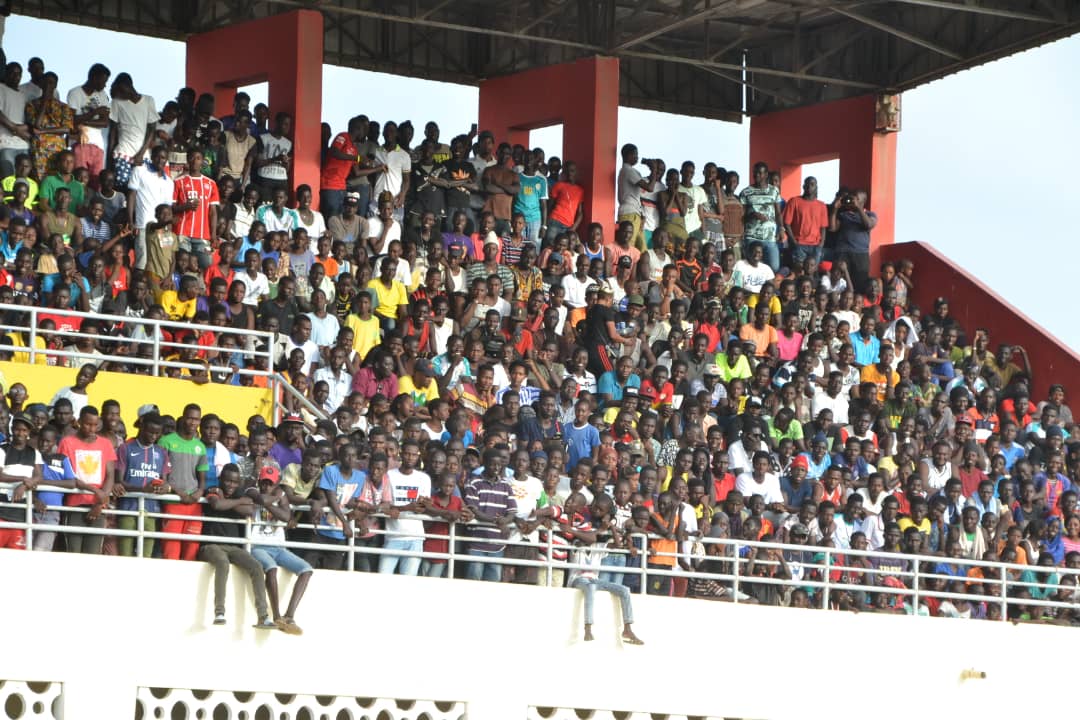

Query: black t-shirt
441,159,477,209
583,304,616,347
0,444,39,522
202,491,247,540
409,164,447,217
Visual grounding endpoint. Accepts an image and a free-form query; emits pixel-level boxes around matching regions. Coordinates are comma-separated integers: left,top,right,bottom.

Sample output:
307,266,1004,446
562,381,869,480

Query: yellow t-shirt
159,290,197,321
398,375,439,407
345,314,381,361
366,279,407,320
7,333,47,365
746,294,782,315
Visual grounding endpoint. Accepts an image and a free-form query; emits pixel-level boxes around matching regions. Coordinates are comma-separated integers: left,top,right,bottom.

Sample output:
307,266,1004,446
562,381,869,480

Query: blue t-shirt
117,439,170,512
40,273,91,307
597,371,641,406
513,172,548,223
564,421,600,471
41,453,77,507
317,463,366,539
999,442,1026,471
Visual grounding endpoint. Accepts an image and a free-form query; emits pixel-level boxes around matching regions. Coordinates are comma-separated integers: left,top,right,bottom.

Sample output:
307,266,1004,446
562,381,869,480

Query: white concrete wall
0,549,1070,719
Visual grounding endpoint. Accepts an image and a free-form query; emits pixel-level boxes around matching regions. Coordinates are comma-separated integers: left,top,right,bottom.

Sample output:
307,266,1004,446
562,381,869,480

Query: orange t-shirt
739,322,778,357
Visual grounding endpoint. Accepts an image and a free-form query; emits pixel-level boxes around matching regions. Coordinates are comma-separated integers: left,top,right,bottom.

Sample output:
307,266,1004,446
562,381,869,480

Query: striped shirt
464,477,518,552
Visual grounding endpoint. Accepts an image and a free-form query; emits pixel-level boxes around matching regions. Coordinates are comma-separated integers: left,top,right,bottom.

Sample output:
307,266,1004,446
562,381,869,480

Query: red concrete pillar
185,10,323,200
749,94,897,267
478,57,619,232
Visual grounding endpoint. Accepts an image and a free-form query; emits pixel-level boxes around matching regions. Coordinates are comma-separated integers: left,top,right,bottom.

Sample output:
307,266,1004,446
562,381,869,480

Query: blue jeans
524,219,542,252
378,537,423,576
544,219,571,246
252,545,313,575
465,548,504,582
599,553,626,586
420,560,448,578
791,243,823,266
571,577,634,625
756,239,781,272
320,189,345,218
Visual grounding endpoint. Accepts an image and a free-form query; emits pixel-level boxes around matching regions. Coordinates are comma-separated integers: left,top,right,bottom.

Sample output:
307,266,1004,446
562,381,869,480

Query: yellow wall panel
0,361,273,431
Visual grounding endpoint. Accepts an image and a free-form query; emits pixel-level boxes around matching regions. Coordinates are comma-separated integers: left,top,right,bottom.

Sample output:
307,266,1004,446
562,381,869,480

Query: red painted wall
478,57,619,232
880,241,1080,398
749,94,896,266
186,10,324,202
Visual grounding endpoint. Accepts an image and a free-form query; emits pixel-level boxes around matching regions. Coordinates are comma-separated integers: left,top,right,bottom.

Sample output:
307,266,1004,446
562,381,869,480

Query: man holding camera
829,189,877,294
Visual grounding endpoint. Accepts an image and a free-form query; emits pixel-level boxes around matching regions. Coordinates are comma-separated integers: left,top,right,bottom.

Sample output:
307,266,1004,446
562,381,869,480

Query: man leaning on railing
0,412,45,550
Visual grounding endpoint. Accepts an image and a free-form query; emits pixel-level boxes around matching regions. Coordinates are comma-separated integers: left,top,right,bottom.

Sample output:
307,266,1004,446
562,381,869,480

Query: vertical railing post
731,540,740,604
545,527,554,587
822,549,832,609
28,307,38,364
1000,566,1008,621
637,533,647,596
912,561,921,615
136,494,146,558
447,519,456,578
152,326,161,377
24,487,34,551
347,523,357,572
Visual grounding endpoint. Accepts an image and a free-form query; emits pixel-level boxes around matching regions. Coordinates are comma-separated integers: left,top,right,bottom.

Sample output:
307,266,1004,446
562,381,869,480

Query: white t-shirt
237,271,269,306
812,388,850,425
298,211,327,253
735,471,784,505
617,163,644,217
128,163,175,229
0,85,28,150
385,468,431,539
508,475,546,542
733,259,775,294
284,337,320,375
374,146,412,198
365,216,402,250
561,273,591,309
19,82,41,102
50,387,90,418
111,95,157,158
257,133,292,181
679,184,709,235
66,85,110,150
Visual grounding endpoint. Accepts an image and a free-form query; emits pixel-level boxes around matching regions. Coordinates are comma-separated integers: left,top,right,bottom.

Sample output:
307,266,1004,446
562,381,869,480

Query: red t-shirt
173,174,220,240
782,196,829,246
320,132,356,191
423,495,464,560
39,312,82,334
641,379,675,409
549,181,584,227
59,434,117,507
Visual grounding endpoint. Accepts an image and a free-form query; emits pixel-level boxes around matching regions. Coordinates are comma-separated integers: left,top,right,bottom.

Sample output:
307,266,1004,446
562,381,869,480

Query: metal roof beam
883,0,1059,24
619,48,879,88
830,6,963,60
258,0,604,52
609,0,735,52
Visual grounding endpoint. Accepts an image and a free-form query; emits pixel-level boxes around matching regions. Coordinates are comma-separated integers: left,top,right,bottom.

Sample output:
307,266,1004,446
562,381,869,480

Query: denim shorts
252,545,313,575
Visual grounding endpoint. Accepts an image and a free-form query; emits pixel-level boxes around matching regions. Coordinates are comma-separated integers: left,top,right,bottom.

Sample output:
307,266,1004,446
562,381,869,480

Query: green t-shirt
160,432,209,495
40,174,85,211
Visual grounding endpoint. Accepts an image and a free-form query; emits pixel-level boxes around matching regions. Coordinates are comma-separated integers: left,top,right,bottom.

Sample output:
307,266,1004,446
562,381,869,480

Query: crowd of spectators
1,56,1079,629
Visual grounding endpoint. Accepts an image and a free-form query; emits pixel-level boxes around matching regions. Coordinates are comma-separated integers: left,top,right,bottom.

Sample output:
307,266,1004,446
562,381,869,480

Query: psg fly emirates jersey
172,175,220,240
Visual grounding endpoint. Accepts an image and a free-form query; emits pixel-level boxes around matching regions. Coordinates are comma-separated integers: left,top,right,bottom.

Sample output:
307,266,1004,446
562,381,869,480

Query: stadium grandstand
2,3,1080,719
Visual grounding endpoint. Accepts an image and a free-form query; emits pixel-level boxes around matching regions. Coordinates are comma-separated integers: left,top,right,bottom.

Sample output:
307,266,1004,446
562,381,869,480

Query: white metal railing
0,302,328,423
3,481,1078,622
